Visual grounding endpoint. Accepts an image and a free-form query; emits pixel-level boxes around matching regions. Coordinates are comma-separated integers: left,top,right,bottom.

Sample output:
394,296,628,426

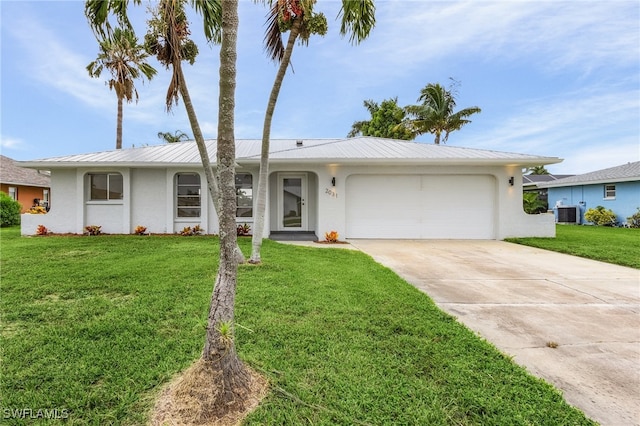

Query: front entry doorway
278,173,308,231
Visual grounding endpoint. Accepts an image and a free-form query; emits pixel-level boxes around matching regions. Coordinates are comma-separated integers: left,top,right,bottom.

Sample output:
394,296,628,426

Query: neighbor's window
235,173,253,218
89,173,123,200
604,184,616,199
176,173,201,217
8,187,17,200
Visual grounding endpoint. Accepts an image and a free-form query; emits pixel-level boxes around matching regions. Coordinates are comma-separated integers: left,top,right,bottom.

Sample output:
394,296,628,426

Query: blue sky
1,0,638,174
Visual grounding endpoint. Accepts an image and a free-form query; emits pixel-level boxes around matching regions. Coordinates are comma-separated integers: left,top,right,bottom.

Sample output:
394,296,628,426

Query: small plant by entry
324,230,339,243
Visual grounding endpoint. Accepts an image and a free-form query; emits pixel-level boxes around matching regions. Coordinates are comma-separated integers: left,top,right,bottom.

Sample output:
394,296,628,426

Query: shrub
523,192,546,214
627,207,640,228
36,225,50,236
134,225,147,235
584,206,617,226
324,230,339,242
0,191,22,227
85,225,102,235
237,223,251,236
180,225,204,236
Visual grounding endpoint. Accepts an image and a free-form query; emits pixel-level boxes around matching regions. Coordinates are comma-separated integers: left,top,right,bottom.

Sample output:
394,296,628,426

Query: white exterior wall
130,168,167,234
21,169,78,235
21,163,555,239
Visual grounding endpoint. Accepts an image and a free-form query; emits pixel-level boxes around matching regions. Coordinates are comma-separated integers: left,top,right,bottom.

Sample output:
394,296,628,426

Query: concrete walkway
347,240,640,426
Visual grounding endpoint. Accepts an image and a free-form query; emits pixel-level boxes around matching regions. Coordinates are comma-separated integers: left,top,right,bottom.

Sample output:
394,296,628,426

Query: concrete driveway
348,239,640,426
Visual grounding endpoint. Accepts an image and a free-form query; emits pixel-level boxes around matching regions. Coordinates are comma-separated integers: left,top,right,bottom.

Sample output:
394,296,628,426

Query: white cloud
344,1,639,81
0,136,25,151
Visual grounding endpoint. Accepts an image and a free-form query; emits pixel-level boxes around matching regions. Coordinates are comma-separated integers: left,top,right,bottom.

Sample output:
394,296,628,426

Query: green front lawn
506,224,640,269
1,227,594,425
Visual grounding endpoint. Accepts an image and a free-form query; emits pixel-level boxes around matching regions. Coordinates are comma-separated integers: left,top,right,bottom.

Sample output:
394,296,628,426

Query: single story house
1,155,51,213
538,161,640,225
19,137,562,239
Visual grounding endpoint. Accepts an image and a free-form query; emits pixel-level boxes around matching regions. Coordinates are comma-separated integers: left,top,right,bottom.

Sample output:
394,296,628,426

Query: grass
506,224,640,269
0,227,595,425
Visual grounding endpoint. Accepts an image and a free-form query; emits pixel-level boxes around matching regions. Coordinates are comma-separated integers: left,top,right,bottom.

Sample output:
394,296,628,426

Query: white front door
278,173,308,231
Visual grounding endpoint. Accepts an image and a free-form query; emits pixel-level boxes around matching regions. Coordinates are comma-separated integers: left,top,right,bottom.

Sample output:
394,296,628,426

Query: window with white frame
604,184,616,199
176,173,201,217
89,173,123,200
8,187,17,200
235,173,253,218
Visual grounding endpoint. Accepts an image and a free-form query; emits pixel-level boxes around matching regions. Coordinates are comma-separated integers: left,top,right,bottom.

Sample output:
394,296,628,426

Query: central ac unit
557,205,579,224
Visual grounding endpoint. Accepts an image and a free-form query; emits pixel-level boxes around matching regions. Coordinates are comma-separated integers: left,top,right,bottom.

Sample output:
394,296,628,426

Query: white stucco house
19,137,562,239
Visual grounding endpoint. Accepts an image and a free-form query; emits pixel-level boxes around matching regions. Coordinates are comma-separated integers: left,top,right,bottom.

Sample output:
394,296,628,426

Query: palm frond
191,0,222,44
338,0,375,44
264,1,285,62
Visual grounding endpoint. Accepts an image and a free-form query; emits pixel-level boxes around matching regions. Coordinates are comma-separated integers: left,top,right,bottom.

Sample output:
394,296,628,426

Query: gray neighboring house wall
538,162,640,225
19,137,563,239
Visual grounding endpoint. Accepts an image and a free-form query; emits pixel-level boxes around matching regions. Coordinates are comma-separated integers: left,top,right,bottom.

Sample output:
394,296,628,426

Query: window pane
178,174,200,185
605,185,616,198
176,173,201,217
235,173,253,218
90,174,108,200
109,173,123,199
177,186,200,196
178,196,201,206
177,208,200,217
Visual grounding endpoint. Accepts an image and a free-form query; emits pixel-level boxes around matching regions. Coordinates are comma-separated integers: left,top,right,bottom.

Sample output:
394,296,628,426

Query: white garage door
345,174,496,239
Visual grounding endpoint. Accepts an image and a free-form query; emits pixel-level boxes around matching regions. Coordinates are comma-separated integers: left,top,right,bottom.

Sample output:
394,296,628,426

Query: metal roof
522,174,574,188
538,161,640,188
0,155,51,187
18,137,562,169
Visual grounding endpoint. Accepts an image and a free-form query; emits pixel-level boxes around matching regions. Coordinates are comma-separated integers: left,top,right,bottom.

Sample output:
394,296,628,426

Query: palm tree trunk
202,0,250,407
177,59,245,264
249,16,302,264
116,96,123,149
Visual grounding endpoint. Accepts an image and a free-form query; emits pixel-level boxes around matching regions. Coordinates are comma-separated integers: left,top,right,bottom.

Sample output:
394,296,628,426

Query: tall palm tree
400,83,481,144
249,0,376,264
146,0,251,411
157,130,190,143
87,0,251,415
87,27,156,150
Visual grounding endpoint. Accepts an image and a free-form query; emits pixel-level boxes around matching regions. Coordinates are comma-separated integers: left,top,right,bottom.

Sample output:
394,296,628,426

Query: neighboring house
522,174,574,211
538,161,640,225
0,155,51,213
19,137,562,239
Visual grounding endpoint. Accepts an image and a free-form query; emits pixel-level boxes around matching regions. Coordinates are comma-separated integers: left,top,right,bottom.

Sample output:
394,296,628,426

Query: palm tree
527,165,550,175
400,82,481,144
87,27,156,150
348,97,413,140
249,0,376,264
157,130,190,143
87,0,251,415
146,0,252,411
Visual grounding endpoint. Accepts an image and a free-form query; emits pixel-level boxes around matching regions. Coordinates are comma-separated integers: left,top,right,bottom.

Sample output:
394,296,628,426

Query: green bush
627,207,640,228
523,192,547,214
0,191,22,227
584,205,617,226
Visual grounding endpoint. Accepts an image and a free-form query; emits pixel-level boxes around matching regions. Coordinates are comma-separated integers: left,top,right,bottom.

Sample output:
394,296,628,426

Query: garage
345,174,496,239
